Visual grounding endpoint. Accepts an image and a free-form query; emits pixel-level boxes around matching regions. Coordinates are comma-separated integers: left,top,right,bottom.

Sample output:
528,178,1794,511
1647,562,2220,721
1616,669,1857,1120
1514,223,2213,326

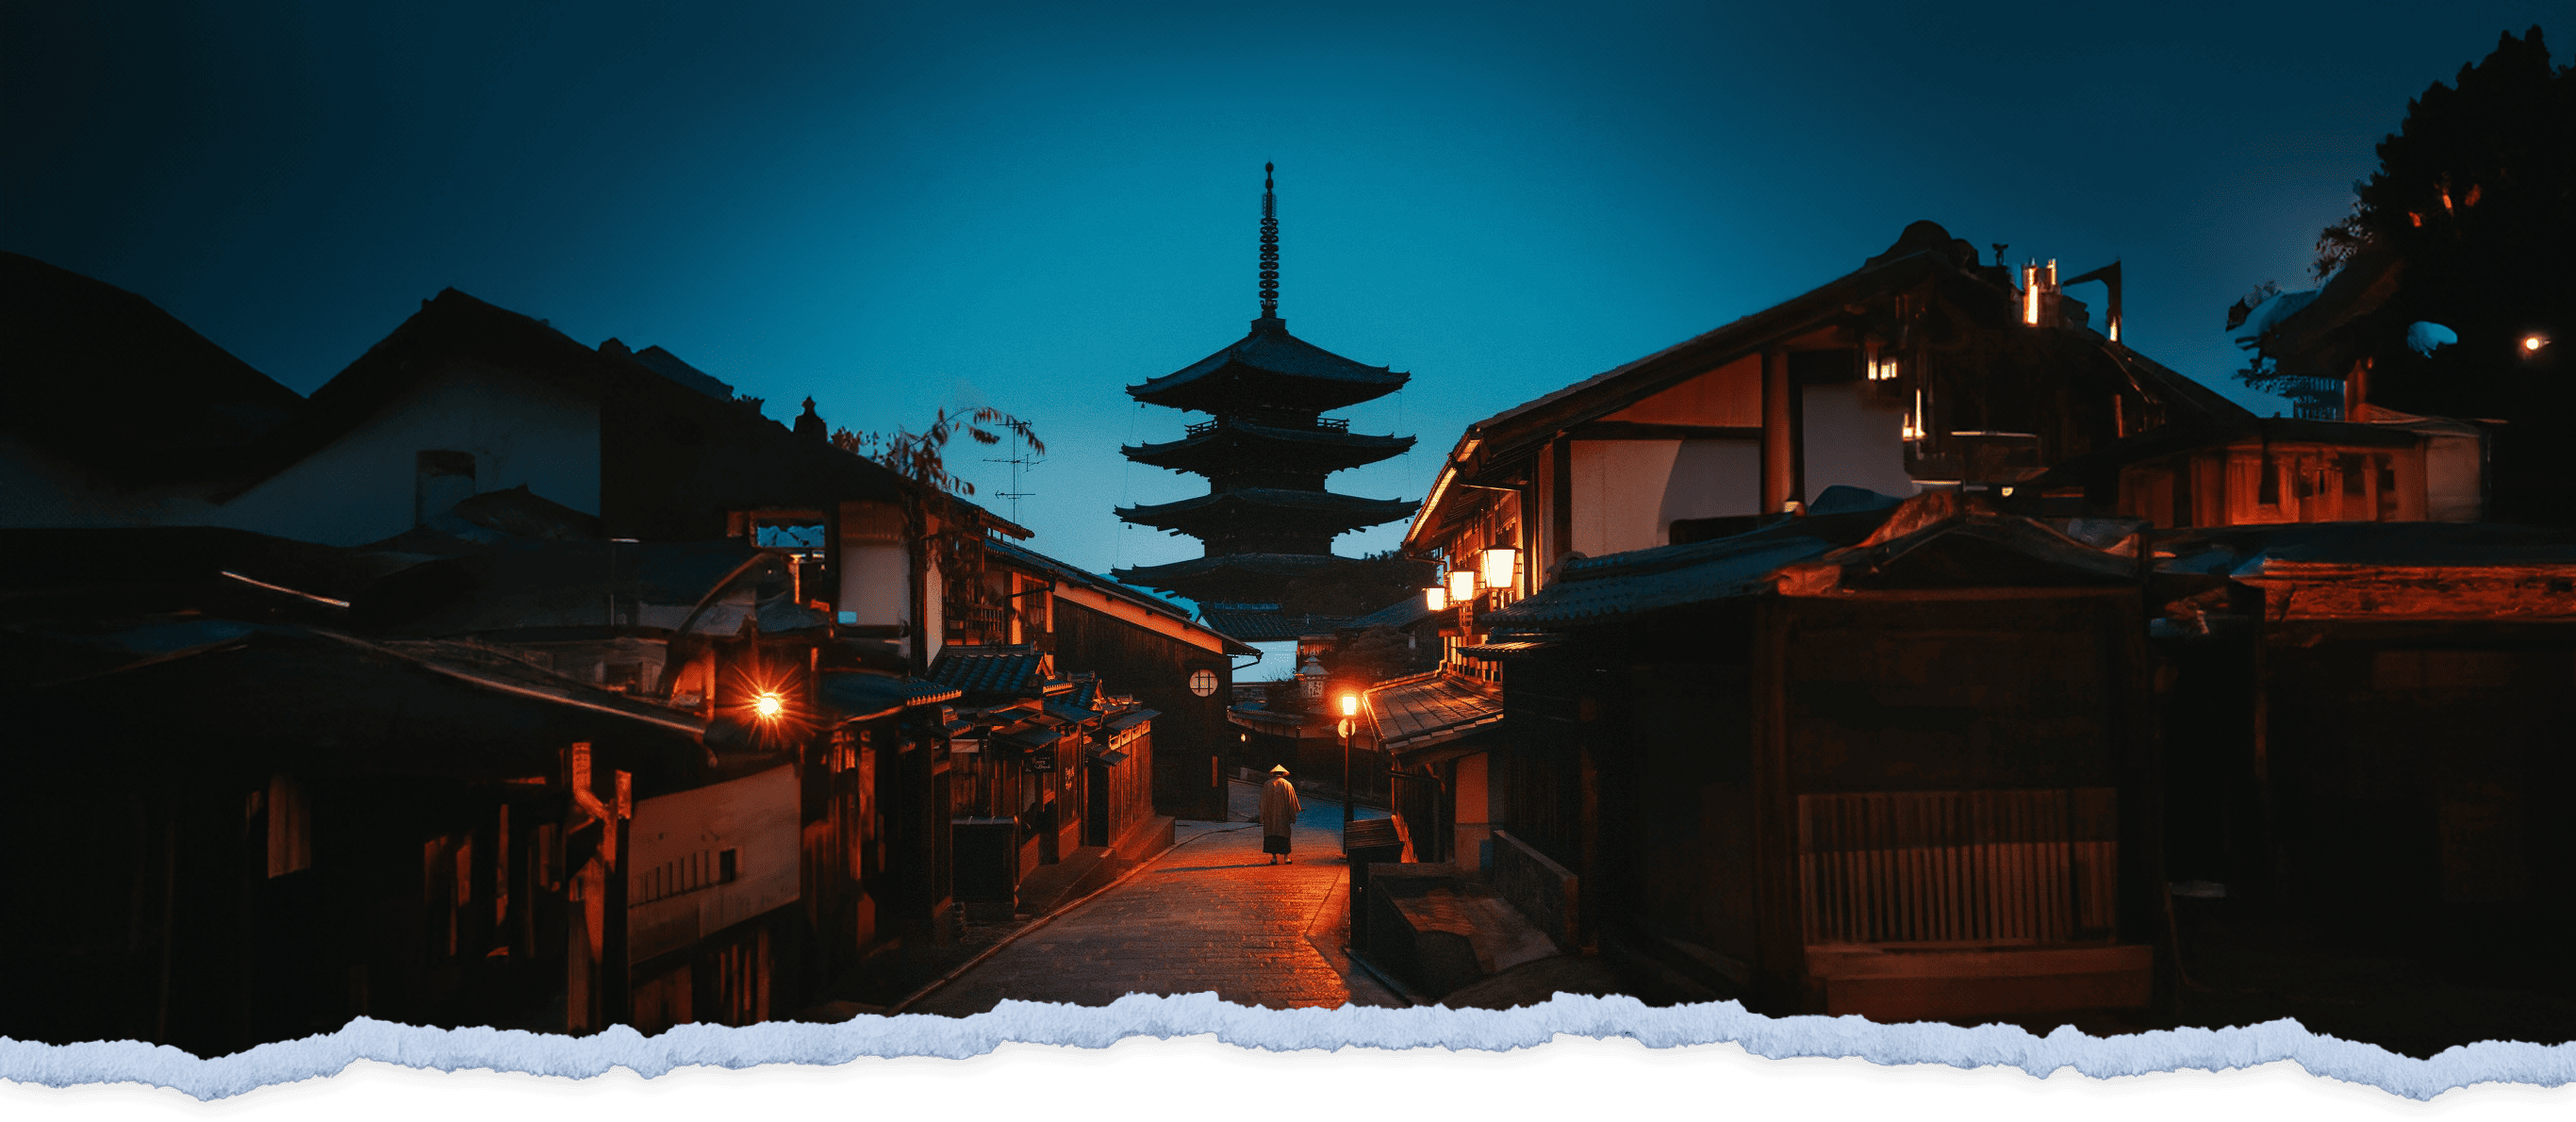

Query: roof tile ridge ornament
1256,161,1281,327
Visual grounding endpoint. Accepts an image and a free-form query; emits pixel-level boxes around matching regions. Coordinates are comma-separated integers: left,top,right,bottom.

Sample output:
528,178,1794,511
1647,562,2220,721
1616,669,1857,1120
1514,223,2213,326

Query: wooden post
1748,598,1800,1011
1551,437,1574,568
1762,349,1795,515
606,769,632,1029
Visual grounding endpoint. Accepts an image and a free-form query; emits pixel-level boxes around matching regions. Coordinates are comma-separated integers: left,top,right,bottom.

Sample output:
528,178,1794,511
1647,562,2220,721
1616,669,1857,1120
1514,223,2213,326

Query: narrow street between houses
907,786,1404,1015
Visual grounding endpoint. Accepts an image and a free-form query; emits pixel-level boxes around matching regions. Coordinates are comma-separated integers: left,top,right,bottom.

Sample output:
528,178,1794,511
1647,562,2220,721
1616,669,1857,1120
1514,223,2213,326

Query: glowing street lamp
1337,691,1361,828
2525,334,2550,353
1446,568,1477,602
752,691,785,720
1479,548,1517,593
1424,586,1448,612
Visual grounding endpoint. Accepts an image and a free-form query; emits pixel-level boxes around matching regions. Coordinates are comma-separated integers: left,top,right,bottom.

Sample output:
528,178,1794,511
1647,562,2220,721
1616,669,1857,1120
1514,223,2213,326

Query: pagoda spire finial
1258,162,1280,321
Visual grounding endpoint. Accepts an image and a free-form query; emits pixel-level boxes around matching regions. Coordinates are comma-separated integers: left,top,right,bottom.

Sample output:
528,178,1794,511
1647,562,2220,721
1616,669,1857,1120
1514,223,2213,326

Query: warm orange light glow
1446,569,1476,601
2525,335,2548,352
753,691,784,720
1424,586,1448,612
1479,548,1517,591
1340,693,1360,718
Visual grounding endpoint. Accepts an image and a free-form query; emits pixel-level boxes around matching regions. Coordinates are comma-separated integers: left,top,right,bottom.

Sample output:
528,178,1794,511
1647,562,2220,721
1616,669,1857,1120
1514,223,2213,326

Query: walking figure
1260,764,1300,865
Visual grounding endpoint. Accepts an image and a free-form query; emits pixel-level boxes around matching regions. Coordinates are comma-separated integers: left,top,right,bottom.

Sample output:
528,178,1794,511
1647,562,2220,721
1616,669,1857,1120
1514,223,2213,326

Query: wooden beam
1762,349,1794,514
1564,421,1763,441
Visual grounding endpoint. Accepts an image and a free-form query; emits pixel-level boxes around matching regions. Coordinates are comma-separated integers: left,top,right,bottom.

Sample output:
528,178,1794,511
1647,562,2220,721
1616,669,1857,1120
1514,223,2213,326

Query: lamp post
1338,692,1360,828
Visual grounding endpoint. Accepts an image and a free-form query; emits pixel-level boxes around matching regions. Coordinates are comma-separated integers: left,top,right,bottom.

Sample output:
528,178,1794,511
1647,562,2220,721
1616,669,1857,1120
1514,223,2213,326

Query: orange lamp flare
753,691,785,720
1340,692,1360,718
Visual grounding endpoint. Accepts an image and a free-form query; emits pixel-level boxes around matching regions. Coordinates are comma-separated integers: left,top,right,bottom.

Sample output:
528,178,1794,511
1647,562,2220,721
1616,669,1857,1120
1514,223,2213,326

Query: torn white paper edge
4,993,2569,1101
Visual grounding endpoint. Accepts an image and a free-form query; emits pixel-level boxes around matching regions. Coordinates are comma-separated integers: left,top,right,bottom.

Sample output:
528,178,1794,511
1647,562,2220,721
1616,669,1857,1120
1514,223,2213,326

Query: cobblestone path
908,787,1402,1015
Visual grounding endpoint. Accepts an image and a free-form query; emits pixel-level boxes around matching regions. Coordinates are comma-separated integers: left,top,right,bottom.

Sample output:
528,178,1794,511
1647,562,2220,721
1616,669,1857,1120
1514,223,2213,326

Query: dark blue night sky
4,2,2561,574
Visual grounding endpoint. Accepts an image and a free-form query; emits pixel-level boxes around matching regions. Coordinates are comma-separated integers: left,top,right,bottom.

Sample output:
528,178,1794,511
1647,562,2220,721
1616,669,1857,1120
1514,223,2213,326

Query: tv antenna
985,426,1042,524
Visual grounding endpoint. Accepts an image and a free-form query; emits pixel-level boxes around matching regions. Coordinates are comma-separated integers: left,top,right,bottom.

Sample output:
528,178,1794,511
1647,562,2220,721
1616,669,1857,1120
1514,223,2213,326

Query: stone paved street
908,785,1403,1015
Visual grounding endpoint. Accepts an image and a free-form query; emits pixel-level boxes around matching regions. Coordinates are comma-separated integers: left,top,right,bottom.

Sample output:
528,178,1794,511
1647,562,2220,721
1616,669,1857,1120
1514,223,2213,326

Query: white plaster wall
625,765,801,965
923,563,944,665
1801,383,1920,502
2421,435,2482,522
1571,439,1677,556
207,366,602,547
1571,437,1763,556
1661,437,1762,532
837,543,911,627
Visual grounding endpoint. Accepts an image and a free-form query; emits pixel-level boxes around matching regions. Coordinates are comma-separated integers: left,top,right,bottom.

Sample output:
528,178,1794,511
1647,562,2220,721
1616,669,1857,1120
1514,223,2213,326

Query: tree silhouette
2238,26,2570,518
829,407,1048,645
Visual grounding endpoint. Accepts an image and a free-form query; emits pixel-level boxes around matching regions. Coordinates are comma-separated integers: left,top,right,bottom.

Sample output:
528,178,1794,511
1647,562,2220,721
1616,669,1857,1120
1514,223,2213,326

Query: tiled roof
1362,670,1504,756
1342,594,1449,632
819,671,961,721
927,646,1047,698
979,538,1259,655
1126,316,1409,412
1197,605,1351,642
2155,521,2576,575
1123,418,1413,471
1484,536,1836,628
1115,487,1416,528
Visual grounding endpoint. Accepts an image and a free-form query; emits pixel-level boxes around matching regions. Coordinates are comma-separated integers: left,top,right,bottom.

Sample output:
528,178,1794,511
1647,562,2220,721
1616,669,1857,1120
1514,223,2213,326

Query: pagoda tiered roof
1122,415,1414,474
1125,316,1410,415
1111,553,1356,602
1114,487,1418,538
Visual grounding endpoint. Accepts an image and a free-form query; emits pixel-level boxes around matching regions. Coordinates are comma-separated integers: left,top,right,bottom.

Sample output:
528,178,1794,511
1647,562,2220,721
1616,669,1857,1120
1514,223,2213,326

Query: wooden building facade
1477,496,2167,1020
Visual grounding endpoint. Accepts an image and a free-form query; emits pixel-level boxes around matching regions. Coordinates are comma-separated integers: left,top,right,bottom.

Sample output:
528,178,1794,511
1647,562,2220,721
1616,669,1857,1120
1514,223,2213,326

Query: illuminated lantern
753,691,785,720
1479,548,1517,591
1424,586,1447,612
1340,692,1360,718
1446,569,1476,601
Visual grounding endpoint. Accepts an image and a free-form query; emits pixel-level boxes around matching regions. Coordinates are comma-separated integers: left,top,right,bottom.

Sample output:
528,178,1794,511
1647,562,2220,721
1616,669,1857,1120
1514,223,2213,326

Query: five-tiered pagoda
1113,164,1418,608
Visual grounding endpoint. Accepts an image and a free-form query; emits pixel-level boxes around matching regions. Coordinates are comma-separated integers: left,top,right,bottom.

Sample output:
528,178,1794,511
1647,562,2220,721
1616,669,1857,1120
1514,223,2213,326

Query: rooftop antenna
985,425,1041,524
1259,162,1280,321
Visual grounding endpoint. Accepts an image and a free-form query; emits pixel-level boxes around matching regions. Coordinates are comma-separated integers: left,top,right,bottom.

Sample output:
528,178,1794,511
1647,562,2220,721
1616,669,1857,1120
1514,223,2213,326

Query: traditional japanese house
2,594,745,1052
2141,521,2576,956
2229,239,2570,524
1112,165,1419,637
5,273,1028,674
1405,221,2246,668
797,670,966,1003
1358,664,1506,867
1472,493,2166,1021
2025,408,2493,528
933,651,1057,862
971,536,1254,822
1,251,304,530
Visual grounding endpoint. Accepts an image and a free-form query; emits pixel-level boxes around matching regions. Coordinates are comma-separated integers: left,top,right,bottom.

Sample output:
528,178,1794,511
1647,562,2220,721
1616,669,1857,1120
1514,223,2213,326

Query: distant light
1447,569,1477,601
2000,486,2016,498
2525,334,2549,353
753,692,784,720
1424,586,1448,612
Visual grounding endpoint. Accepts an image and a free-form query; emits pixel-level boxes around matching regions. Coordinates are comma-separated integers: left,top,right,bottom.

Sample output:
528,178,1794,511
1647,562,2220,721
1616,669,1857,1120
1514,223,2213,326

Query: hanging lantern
1446,569,1476,601
1424,586,1448,612
1479,548,1517,591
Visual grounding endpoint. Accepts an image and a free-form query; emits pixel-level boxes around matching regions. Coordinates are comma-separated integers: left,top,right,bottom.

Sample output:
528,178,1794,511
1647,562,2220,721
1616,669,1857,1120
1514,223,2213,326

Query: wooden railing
1186,416,1350,437
1796,788,2118,945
